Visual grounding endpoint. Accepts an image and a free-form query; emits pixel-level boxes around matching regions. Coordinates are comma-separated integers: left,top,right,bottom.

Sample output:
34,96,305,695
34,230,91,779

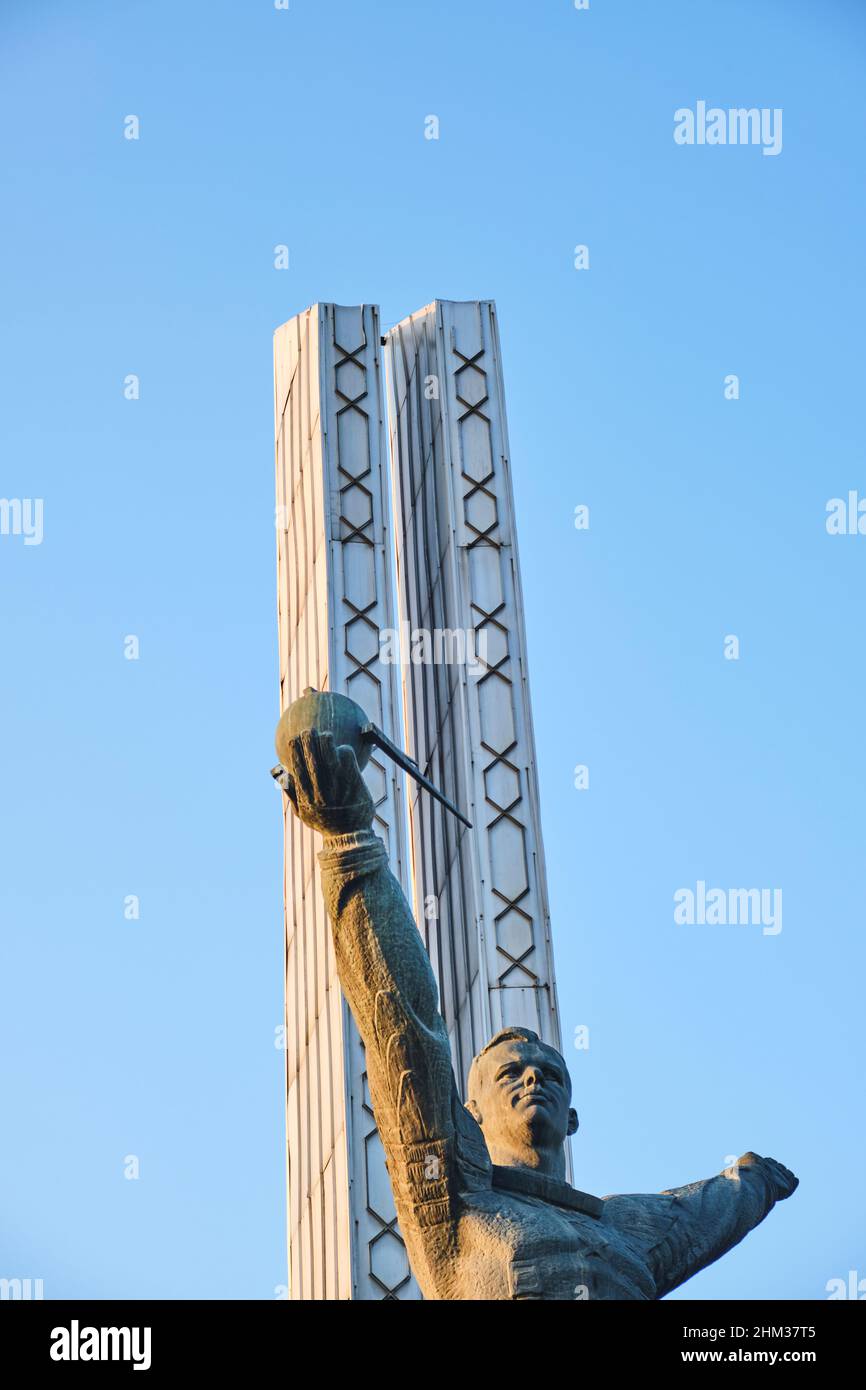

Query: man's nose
523,1068,542,1088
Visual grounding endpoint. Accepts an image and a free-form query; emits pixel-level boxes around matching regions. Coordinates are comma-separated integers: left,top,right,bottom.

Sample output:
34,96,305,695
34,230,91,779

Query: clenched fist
734,1152,799,1201
281,729,374,838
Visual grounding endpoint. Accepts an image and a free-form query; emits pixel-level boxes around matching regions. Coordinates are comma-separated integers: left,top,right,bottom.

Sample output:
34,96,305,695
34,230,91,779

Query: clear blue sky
1,0,863,1300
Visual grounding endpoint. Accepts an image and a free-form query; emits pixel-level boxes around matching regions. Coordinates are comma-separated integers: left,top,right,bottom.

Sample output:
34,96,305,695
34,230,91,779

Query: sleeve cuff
318,829,387,872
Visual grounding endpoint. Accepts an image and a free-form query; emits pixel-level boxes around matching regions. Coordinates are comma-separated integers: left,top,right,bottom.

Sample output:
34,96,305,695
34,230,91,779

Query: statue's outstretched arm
607,1152,798,1298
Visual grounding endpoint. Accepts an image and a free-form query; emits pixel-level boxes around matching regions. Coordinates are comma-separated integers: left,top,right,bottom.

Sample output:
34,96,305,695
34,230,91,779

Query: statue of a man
282,728,797,1300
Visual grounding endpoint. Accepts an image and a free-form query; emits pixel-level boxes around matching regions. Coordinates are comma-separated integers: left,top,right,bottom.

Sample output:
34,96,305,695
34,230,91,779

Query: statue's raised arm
282,730,488,1294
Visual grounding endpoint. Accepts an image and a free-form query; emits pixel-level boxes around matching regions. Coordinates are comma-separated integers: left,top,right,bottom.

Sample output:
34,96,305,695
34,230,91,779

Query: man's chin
514,1102,564,1142
517,1095,555,1119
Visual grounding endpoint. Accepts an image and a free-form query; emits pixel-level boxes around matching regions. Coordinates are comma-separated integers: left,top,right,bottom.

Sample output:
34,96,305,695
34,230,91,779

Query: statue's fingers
289,735,316,805
303,729,338,805
765,1157,797,1194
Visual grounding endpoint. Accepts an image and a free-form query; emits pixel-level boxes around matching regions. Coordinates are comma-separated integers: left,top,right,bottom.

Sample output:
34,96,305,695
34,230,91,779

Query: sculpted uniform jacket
319,829,783,1301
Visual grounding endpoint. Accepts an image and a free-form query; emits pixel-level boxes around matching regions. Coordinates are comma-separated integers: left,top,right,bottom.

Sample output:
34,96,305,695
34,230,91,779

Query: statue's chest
454,1190,655,1301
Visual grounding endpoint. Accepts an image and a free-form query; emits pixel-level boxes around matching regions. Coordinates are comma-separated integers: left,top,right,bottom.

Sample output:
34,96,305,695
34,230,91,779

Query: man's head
466,1027,578,1178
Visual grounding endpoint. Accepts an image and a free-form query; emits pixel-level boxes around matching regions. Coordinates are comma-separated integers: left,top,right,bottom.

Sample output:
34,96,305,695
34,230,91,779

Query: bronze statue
277,708,798,1301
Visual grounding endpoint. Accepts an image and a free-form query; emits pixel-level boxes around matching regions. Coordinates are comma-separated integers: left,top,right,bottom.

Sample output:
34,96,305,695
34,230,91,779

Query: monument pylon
383,300,566,1092
274,303,415,1299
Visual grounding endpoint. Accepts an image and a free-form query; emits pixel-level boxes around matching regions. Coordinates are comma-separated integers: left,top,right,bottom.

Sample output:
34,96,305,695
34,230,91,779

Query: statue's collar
491,1164,604,1219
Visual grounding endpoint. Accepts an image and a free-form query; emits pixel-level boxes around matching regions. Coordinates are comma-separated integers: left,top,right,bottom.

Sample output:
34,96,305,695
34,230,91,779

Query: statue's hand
282,730,374,838
736,1151,799,1201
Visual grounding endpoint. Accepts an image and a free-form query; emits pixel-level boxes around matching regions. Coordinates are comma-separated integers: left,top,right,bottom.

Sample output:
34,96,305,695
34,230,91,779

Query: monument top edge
272,302,382,336
273,299,498,337
384,298,498,336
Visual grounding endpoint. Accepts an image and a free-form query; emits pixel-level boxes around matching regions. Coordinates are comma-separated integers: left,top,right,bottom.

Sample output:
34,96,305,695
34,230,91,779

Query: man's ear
567,1107,579,1137
465,1099,483,1127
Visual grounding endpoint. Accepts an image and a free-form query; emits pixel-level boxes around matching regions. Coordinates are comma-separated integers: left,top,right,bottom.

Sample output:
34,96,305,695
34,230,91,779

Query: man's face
470,1039,576,1152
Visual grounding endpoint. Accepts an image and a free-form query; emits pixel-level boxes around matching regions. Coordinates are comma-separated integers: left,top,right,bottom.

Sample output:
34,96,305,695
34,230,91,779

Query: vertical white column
274,303,420,1300
384,300,566,1093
